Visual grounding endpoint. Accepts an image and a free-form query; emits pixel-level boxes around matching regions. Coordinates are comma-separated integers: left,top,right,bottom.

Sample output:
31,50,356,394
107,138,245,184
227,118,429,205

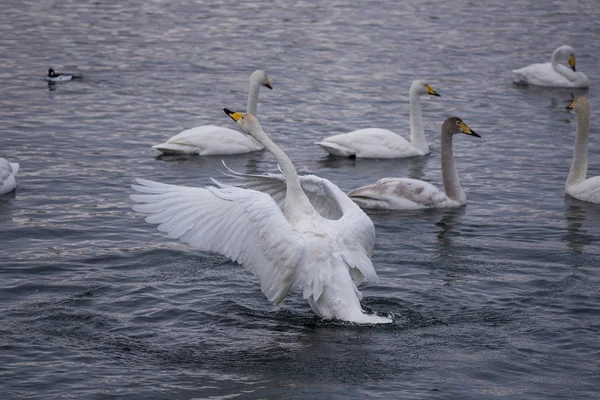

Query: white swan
0,158,19,195
152,70,272,155
512,45,589,88
565,97,600,203
315,80,440,158
131,110,389,324
347,117,480,210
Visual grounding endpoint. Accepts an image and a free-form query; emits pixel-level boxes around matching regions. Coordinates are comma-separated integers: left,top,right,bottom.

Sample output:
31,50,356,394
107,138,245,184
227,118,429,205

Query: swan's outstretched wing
130,178,307,304
220,163,377,284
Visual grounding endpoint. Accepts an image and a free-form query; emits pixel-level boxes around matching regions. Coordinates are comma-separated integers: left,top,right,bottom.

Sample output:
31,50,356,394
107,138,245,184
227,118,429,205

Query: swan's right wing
130,178,307,304
220,162,344,220
220,163,378,284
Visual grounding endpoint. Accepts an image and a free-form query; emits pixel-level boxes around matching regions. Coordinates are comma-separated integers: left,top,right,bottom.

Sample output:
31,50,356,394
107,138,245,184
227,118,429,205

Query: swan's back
348,178,455,210
0,158,18,194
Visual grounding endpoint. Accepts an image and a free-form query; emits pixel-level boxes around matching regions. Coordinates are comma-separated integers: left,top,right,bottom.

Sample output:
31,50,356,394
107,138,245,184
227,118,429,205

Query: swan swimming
46,68,81,82
0,158,19,195
347,117,480,210
565,97,600,203
315,79,440,158
152,70,272,155
512,45,589,88
131,110,390,324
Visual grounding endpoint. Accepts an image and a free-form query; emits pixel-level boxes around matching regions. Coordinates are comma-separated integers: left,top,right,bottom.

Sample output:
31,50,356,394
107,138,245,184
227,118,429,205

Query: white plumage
132,111,389,323
315,79,440,158
565,97,600,203
0,158,19,195
512,45,589,88
152,70,272,155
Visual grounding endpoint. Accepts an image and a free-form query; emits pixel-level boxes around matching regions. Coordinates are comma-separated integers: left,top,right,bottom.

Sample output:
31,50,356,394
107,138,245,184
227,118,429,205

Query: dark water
1,0,600,398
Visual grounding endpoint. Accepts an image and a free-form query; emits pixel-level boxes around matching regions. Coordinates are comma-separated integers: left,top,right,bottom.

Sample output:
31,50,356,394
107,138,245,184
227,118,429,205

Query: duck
152,70,272,155
347,117,480,210
315,79,440,158
131,110,390,324
565,97,600,203
512,45,589,88
0,158,19,195
46,68,81,82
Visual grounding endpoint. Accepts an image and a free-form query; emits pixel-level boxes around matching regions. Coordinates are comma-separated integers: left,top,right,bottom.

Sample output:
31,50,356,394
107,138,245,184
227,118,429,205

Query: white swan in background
512,45,589,88
152,70,272,155
315,80,440,158
565,97,600,203
347,117,480,210
131,110,389,324
0,158,19,194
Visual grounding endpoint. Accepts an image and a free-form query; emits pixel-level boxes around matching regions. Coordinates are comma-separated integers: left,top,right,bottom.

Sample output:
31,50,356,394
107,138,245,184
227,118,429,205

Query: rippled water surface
1,0,600,398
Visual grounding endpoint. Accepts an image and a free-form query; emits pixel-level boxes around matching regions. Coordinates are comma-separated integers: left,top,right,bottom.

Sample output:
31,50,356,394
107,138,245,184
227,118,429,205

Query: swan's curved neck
246,80,261,116
441,132,466,204
551,52,577,82
567,108,590,187
251,127,315,220
409,90,428,153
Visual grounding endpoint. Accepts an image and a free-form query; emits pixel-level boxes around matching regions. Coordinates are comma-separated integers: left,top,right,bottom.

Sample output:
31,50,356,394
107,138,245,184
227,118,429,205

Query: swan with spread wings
131,110,390,323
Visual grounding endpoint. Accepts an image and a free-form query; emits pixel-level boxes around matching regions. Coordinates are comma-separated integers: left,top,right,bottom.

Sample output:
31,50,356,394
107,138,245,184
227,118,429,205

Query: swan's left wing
220,163,377,284
130,178,307,304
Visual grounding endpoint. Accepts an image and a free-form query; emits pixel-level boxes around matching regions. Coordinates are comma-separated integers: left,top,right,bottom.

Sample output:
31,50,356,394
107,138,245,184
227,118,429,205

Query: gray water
1,0,600,398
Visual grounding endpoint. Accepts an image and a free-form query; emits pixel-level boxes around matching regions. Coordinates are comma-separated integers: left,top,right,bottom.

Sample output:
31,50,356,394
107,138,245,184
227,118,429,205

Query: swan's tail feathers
10,163,19,175
152,142,198,155
511,69,530,86
315,141,356,157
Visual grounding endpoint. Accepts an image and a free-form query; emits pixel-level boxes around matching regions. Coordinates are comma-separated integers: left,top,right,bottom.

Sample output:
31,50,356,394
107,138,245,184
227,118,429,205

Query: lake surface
1,0,599,398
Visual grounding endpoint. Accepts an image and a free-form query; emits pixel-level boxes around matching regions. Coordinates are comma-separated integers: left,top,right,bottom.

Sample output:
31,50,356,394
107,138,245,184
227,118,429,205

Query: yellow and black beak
426,84,441,97
569,55,576,72
264,76,273,90
224,108,243,122
566,99,575,110
460,121,481,138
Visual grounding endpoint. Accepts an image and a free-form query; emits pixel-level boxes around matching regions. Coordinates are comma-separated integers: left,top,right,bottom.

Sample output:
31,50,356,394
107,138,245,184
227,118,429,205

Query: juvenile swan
347,117,480,210
315,80,440,158
152,70,272,155
0,158,19,195
512,46,589,88
131,110,389,323
565,97,600,203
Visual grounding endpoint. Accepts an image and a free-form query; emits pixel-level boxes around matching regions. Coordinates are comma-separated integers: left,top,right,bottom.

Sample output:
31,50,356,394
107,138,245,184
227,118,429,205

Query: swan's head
566,96,590,113
250,70,272,89
410,79,440,97
443,116,481,138
554,45,577,71
224,108,262,135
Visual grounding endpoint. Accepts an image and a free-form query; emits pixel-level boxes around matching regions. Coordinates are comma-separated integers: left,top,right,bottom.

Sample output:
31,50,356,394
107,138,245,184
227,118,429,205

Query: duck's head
443,116,480,138
411,79,440,97
250,70,272,89
48,68,56,77
224,108,262,136
567,96,590,113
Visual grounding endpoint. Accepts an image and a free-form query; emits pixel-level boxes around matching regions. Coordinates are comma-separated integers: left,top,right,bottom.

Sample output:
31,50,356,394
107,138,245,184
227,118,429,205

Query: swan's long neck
441,130,466,204
567,107,590,187
409,89,428,153
246,80,261,116
251,126,315,221
551,51,577,82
